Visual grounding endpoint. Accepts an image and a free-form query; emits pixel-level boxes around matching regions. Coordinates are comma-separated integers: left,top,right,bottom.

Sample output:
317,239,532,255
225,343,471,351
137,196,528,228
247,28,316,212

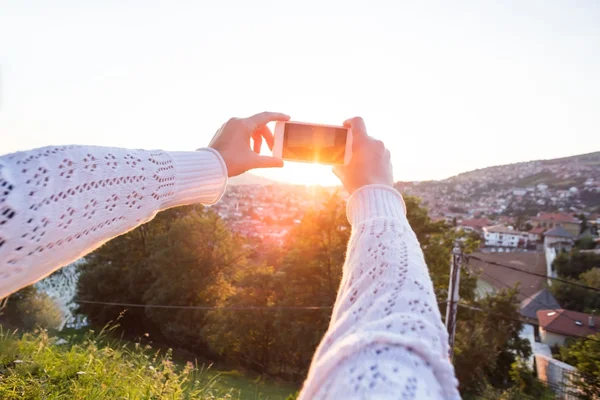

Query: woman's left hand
209,111,290,177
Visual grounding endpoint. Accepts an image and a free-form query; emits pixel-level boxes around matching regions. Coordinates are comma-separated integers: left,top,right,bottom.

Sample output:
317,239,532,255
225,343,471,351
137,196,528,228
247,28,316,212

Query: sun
256,161,341,187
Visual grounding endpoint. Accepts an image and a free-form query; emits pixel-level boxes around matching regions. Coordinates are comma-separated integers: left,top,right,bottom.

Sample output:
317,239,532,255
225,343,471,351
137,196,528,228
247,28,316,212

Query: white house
543,226,575,282
483,225,528,248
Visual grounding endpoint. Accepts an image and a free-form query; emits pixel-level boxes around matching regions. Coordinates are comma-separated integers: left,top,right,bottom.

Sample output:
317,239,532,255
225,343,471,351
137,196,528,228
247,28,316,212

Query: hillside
397,151,600,219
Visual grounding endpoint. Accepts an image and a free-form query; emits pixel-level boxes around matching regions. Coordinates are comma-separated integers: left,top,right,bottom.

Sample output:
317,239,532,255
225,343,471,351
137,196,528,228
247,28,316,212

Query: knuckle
227,117,240,126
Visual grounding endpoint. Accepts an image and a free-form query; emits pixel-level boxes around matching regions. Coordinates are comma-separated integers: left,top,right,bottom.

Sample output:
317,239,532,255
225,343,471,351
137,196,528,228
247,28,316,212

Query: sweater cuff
162,148,228,208
346,185,406,226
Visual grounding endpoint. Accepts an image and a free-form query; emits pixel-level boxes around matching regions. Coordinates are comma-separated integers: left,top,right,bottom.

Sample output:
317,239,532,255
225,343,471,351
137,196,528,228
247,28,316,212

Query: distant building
459,218,491,233
537,309,600,347
528,226,546,242
543,226,575,282
544,226,575,250
483,225,529,248
532,212,580,237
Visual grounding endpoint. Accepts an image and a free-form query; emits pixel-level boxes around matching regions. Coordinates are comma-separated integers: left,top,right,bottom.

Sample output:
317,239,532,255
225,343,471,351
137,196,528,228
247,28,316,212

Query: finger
256,125,275,150
252,134,262,154
343,116,367,139
253,155,284,169
245,111,290,131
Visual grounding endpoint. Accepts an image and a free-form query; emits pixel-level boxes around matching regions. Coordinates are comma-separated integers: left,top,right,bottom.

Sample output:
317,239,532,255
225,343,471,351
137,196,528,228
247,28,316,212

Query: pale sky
1,0,599,185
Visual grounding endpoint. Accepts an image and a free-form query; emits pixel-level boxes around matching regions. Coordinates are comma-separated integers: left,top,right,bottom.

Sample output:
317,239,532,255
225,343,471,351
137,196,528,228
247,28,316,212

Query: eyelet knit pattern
299,185,460,399
0,145,227,297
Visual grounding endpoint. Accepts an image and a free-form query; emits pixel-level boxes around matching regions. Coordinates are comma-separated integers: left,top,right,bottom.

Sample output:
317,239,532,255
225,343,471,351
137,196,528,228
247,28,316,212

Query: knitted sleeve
0,145,227,298
299,185,461,399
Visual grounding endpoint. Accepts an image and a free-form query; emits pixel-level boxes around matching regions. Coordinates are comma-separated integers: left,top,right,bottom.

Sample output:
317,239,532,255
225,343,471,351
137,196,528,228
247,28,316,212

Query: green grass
0,326,298,400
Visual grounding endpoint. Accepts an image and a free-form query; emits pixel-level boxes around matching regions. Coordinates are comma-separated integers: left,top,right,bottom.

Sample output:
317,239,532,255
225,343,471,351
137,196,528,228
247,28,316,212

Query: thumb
253,155,284,169
332,165,345,181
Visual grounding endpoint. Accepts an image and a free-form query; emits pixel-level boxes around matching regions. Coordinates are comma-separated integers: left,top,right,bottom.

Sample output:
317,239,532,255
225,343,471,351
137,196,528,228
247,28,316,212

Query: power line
467,254,600,293
74,299,332,310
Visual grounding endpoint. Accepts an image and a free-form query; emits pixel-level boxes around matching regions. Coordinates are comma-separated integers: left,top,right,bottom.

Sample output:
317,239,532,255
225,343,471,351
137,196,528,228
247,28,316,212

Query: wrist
162,148,228,208
346,185,406,226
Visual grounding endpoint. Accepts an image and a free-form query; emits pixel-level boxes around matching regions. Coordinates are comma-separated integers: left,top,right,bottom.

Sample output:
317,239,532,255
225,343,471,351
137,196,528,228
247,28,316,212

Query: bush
0,286,62,331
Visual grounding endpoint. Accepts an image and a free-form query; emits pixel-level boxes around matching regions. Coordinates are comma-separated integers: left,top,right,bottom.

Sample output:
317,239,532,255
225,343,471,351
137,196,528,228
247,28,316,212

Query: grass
0,325,298,400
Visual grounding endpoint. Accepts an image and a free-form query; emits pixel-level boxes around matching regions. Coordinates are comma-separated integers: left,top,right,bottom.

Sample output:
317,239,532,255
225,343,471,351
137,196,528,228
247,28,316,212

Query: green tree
554,250,600,279
203,266,282,373
560,333,600,399
77,205,245,353
142,210,243,352
0,286,62,330
454,289,532,395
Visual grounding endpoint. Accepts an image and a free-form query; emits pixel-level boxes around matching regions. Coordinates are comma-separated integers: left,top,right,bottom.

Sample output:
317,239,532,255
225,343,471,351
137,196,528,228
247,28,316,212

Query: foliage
550,268,600,313
75,191,534,398
204,193,349,379
576,235,598,250
453,289,532,395
77,205,244,354
553,250,600,280
0,326,295,400
559,332,600,399
0,286,62,331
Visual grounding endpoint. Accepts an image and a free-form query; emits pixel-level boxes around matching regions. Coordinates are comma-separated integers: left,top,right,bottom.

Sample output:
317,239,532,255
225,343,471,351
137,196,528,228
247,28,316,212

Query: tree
551,268,600,313
77,205,245,353
560,333,600,399
553,250,600,280
203,266,282,373
143,210,243,352
0,286,62,330
579,213,589,235
576,235,597,250
454,289,532,395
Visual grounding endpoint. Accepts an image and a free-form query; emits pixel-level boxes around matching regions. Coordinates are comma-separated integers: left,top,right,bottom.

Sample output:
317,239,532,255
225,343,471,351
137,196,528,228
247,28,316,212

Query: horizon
236,148,600,186
2,1,600,185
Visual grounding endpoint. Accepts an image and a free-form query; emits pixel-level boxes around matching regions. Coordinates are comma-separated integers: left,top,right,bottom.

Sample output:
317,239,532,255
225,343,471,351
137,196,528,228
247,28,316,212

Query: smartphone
273,121,353,165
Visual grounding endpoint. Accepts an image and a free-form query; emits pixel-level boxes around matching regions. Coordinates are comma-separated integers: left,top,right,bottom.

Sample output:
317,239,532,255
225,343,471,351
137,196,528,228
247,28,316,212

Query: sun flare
257,161,342,187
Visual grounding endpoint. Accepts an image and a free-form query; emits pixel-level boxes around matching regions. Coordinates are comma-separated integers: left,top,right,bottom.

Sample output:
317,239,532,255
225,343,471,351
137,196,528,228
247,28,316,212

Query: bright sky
1,1,599,185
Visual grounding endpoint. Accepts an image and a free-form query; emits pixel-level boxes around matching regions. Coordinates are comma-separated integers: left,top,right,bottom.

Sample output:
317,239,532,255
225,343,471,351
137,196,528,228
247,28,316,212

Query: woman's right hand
333,117,394,195
209,111,290,177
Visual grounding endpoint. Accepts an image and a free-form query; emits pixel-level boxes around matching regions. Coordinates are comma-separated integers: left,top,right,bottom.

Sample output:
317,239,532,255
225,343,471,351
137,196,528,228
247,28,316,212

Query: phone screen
282,123,348,164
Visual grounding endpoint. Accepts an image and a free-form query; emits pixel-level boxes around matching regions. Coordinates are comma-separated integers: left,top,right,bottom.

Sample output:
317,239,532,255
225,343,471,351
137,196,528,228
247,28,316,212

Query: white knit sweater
0,145,460,399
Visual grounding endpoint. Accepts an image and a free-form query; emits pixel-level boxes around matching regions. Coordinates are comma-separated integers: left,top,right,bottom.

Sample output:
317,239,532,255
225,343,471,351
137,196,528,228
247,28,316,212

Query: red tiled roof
534,212,578,224
460,218,491,228
537,309,600,338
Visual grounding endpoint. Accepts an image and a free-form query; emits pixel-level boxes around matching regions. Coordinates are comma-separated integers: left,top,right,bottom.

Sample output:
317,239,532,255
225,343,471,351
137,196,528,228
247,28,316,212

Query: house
543,225,576,283
459,218,491,233
532,212,580,237
528,226,546,242
543,226,575,252
537,309,600,346
483,225,529,248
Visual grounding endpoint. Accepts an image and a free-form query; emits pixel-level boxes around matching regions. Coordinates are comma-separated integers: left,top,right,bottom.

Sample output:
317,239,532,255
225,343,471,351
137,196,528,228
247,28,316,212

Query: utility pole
445,241,462,361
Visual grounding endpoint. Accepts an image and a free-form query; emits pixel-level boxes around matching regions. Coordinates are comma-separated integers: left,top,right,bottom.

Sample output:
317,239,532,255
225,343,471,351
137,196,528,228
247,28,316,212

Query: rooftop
544,226,575,238
520,288,561,320
470,252,547,299
534,212,579,224
537,309,600,338
484,224,526,235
